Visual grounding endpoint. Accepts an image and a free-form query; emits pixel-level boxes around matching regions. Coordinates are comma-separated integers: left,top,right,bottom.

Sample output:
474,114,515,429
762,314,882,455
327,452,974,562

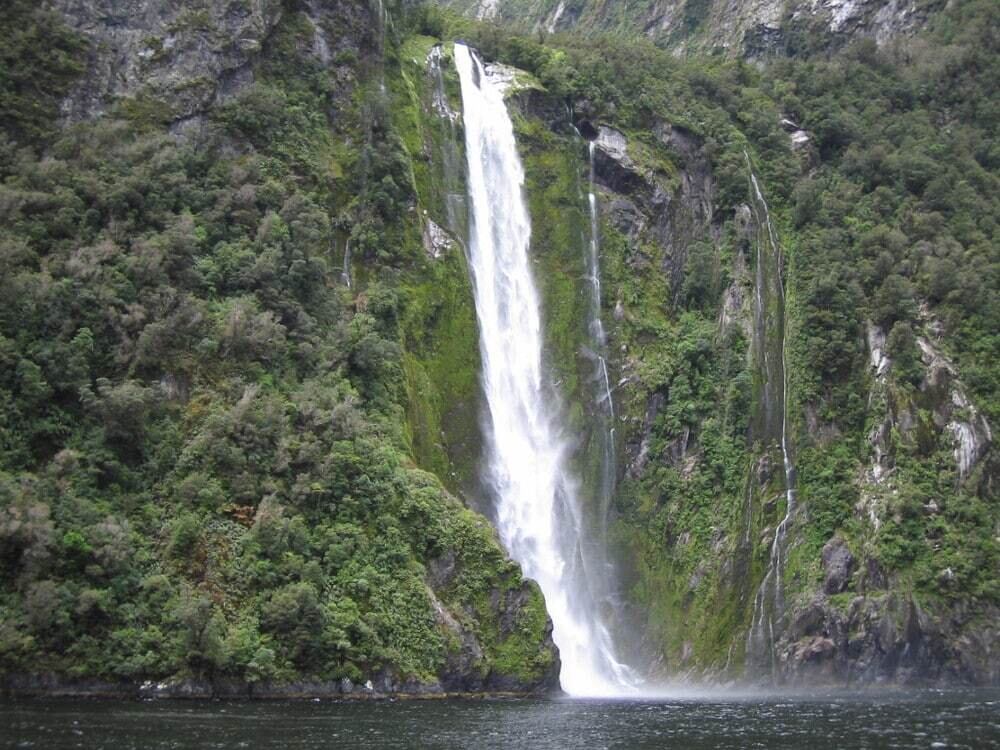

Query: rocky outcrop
422,217,456,259
821,537,855,594
588,122,714,300
52,0,283,124
914,335,993,483
776,592,1000,686
437,0,940,58
51,0,376,134
426,553,561,693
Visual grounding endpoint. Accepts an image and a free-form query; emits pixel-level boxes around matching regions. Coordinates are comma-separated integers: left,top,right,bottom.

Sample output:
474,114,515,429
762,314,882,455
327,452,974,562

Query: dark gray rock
52,0,376,135
821,537,855,594
425,552,559,693
52,0,284,124
774,588,1000,686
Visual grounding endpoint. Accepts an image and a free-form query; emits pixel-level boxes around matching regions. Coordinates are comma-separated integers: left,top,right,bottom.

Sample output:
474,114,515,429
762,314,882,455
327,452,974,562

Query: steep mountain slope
414,0,998,684
0,0,996,694
0,0,557,696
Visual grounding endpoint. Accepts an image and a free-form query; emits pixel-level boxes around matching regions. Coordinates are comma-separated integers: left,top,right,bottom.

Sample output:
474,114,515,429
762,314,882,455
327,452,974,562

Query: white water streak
341,239,352,289
455,44,633,697
588,143,616,422
745,153,796,677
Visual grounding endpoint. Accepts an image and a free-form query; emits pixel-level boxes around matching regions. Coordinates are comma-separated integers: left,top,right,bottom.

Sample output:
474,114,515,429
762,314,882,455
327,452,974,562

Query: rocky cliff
435,0,942,57
484,24,998,684
2,0,995,694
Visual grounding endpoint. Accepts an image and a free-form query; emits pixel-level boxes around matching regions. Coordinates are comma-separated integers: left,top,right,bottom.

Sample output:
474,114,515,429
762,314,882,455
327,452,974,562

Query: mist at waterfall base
453,43,634,697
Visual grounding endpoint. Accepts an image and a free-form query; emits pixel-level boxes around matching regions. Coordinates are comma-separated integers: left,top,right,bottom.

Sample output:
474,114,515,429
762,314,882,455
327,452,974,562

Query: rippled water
3,689,999,749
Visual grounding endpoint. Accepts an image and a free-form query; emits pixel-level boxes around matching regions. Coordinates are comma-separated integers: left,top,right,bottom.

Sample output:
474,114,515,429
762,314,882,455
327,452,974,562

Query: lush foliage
0,3,553,688
1,0,996,688
408,0,999,670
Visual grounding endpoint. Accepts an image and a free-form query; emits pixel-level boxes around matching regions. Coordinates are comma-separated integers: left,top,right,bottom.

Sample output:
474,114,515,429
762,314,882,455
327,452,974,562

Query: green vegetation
0,0,996,689
0,0,87,145
0,1,553,689
409,0,998,672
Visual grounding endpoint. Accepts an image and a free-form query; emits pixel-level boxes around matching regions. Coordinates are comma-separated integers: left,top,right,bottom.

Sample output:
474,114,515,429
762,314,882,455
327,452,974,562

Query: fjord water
4,691,999,749
453,43,632,696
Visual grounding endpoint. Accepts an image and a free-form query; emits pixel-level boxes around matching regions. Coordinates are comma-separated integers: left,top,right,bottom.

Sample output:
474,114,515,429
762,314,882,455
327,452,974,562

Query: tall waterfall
454,43,633,696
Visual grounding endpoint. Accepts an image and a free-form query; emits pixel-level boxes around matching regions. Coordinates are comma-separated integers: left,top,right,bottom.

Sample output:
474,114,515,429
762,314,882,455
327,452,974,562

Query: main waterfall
454,43,633,696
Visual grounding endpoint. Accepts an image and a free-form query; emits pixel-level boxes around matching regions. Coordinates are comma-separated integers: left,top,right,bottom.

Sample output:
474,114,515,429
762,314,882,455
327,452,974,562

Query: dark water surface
2,689,999,749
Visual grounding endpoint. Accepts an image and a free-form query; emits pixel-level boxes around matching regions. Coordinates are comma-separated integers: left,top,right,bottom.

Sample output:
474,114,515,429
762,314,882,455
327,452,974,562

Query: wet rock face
821,537,855,595
592,126,648,197
576,119,599,141
591,123,715,301
52,0,374,133
52,0,284,124
777,594,1000,686
743,23,784,58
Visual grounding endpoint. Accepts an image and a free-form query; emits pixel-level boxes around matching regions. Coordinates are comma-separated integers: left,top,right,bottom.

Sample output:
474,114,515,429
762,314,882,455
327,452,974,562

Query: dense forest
0,0,996,693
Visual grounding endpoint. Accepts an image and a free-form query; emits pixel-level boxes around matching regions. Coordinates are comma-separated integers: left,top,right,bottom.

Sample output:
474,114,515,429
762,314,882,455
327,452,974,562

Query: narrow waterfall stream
586,142,617,452
427,47,463,241
454,43,634,696
583,141,619,601
744,154,797,678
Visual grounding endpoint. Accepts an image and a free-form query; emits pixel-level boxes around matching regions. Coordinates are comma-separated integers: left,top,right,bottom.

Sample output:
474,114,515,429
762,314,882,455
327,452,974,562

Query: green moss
388,34,483,497
115,93,175,129
489,580,556,682
399,248,483,495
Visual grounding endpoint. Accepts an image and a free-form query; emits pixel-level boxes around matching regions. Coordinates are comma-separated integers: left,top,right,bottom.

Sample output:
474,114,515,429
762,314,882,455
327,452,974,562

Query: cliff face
52,0,283,125
435,0,939,57
502,44,997,684
595,120,995,686
49,0,380,132
5,0,996,693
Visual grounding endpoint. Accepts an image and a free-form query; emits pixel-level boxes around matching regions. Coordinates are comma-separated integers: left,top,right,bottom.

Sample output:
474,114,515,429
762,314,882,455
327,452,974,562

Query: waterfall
454,43,634,697
584,141,617,547
586,144,615,422
372,0,388,95
744,154,797,679
341,239,352,289
427,45,466,239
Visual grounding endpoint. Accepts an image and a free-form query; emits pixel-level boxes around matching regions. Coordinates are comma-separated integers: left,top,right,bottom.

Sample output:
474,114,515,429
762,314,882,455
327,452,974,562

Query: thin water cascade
372,0,388,95
744,154,797,679
584,141,618,543
341,239,352,289
454,43,635,697
586,144,616,422
427,45,466,239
